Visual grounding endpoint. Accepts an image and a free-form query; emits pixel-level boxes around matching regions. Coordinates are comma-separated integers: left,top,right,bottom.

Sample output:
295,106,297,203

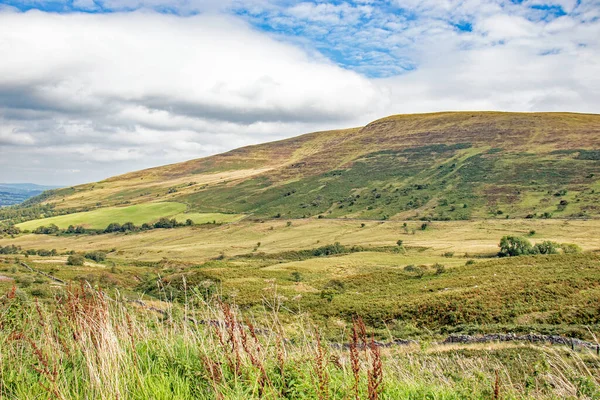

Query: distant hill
20,112,600,220
0,183,60,207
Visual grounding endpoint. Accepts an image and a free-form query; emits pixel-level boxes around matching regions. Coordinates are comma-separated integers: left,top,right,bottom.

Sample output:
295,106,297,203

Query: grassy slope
23,112,600,222
15,202,243,230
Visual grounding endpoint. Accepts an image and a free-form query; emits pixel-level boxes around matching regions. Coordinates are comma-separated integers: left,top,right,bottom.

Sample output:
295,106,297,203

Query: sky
0,0,599,186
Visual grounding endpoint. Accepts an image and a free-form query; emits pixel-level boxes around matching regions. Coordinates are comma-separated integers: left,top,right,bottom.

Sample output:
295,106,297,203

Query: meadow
15,202,242,231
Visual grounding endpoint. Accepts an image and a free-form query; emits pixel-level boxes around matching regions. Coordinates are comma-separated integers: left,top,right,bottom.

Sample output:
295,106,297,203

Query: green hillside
14,112,600,224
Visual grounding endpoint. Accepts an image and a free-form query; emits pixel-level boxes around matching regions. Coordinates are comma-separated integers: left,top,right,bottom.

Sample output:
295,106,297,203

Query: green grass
173,212,244,225
15,203,243,231
1,284,599,399
16,202,187,230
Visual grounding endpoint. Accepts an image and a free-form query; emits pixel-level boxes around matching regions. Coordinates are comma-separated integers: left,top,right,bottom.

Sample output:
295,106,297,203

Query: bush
561,243,582,254
104,223,122,233
0,245,21,254
153,218,179,229
534,241,559,255
67,254,85,266
33,224,60,234
404,264,425,278
84,251,107,262
498,236,535,257
291,271,303,282
442,251,454,258
321,279,345,302
434,263,446,275
120,222,138,232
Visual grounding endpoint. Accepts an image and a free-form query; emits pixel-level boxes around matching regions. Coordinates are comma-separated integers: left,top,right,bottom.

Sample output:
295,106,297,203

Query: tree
120,222,137,232
34,224,60,234
185,219,194,226
396,240,403,247
498,236,534,257
104,223,121,233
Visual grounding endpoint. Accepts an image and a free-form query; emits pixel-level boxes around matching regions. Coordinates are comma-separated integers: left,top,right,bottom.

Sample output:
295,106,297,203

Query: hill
16,112,600,225
0,183,59,207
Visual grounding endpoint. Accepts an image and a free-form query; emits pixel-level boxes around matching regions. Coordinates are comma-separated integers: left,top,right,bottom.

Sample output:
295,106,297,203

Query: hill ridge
17,111,600,221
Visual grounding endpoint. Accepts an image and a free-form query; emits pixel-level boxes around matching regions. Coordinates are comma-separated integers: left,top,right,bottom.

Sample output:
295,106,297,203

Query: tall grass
1,284,599,399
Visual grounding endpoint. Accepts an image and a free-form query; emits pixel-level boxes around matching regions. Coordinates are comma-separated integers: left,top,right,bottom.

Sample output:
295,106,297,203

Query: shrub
321,279,345,302
185,219,194,226
153,218,179,229
33,224,60,234
104,223,122,233
561,243,582,254
534,241,559,255
0,245,21,254
404,264,425,278
396,240,403,247
291,271,303,282
442,252,454,258
84,251,107,262
67,254,85,266
120,222,138,232
434,263,446,275
498,236,535,257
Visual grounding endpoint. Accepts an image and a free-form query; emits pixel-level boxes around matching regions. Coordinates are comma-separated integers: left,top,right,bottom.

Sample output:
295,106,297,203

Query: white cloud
0,4,599,185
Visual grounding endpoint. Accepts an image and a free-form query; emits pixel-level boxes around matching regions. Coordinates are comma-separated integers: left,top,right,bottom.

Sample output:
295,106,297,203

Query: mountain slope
0,183,60,207
28,112,600,220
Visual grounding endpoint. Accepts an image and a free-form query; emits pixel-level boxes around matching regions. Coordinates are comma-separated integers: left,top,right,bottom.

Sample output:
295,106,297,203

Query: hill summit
32,112,600,220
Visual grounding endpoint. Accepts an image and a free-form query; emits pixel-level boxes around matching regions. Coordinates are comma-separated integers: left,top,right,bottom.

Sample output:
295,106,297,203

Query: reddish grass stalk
221,303,242,376
350,318,362,400
239,321,269,395
493,370,501,400
313,328,329,400
367,339,382,400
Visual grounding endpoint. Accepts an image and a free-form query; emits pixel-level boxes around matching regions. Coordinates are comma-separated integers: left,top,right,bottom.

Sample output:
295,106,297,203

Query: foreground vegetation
1,285,599,399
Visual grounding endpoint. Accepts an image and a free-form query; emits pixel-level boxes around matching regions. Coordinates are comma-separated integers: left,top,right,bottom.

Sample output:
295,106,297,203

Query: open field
2,217,600,341
15,202,242,231
4,218,599,262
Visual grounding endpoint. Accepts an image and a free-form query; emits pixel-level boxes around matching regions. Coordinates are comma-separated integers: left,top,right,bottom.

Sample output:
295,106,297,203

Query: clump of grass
1,285,599,399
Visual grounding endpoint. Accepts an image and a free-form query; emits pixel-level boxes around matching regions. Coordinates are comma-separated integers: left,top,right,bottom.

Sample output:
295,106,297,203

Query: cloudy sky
0,0,599,185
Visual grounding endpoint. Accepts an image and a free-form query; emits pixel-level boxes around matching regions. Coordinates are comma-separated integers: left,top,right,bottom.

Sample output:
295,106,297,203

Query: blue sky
0,0,599,184
0,0,588,77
